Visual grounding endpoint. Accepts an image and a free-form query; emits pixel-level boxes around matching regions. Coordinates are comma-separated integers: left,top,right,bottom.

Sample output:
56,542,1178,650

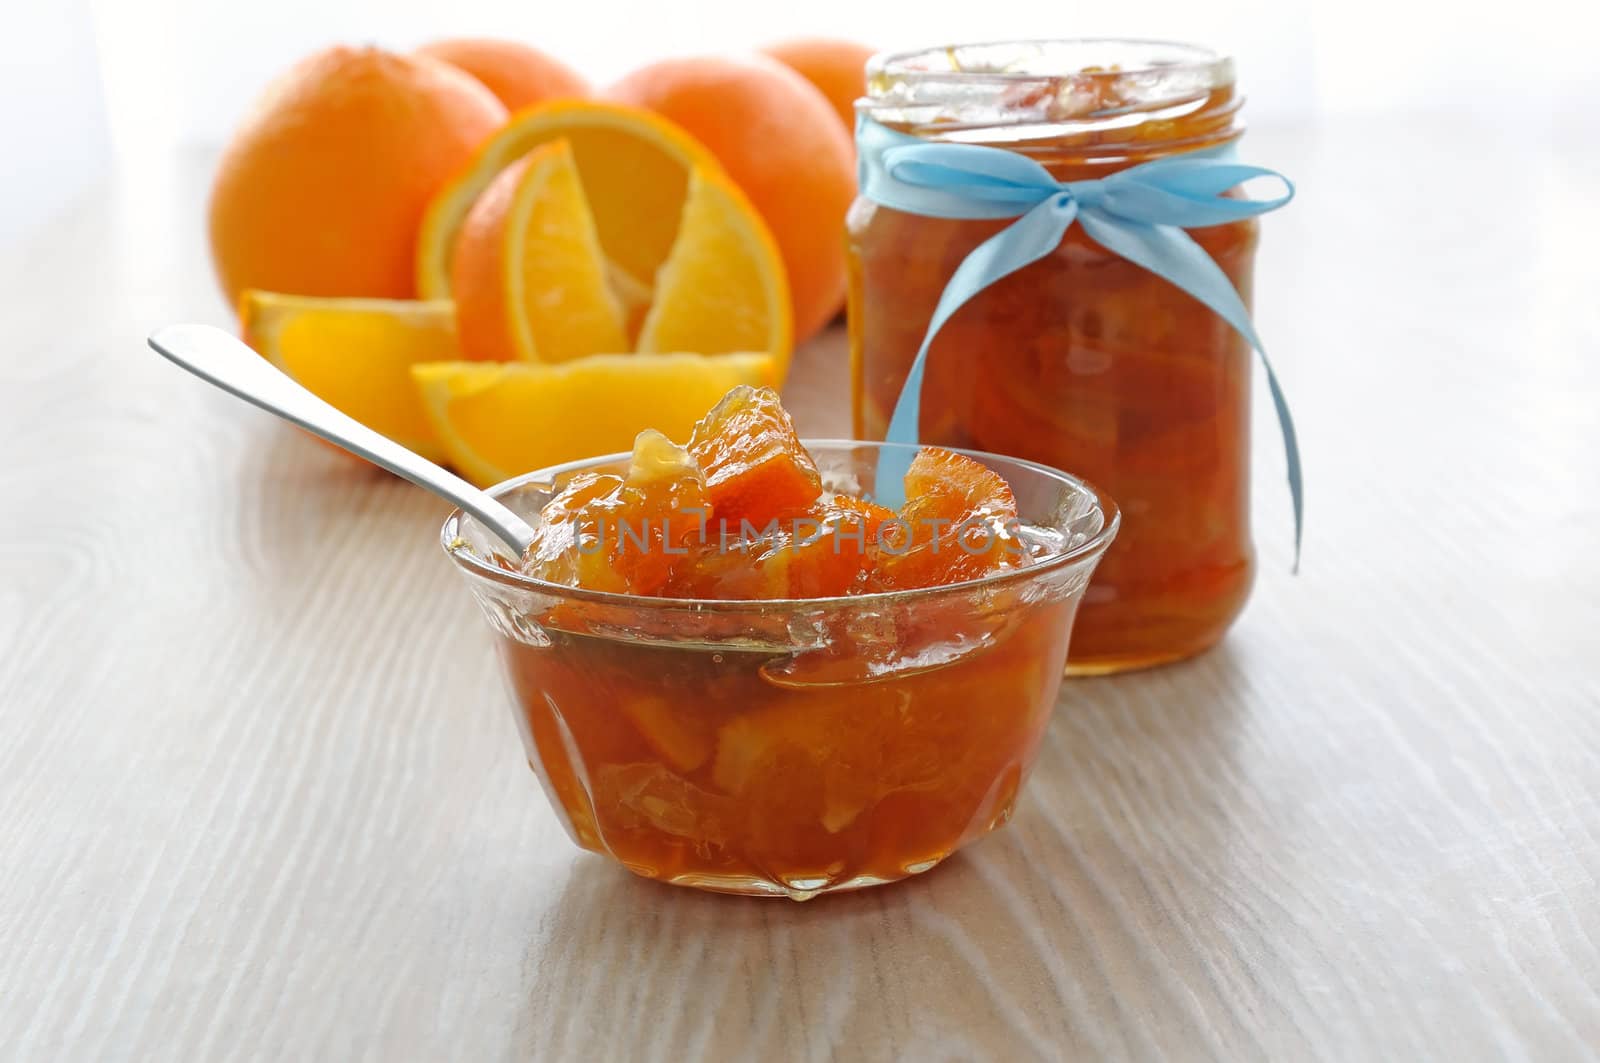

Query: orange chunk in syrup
779,495,897,598
521,471,627,591
522,390,1026,599
523,429,708,595
687,385,822,526
871,446,1023,590
663,493,897,600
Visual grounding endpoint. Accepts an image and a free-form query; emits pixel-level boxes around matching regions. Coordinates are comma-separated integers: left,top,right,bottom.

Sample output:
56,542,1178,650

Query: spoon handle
148,323,536,554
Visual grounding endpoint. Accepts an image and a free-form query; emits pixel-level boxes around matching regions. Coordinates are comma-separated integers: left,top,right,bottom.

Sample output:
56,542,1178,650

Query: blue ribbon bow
858,117,1302,568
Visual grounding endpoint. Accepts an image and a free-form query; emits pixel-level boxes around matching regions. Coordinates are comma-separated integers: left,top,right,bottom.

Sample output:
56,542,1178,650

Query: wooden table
3,116,1597,1061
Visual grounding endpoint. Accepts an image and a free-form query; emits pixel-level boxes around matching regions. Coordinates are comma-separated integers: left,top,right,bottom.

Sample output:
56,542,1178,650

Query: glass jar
849,39,1261,674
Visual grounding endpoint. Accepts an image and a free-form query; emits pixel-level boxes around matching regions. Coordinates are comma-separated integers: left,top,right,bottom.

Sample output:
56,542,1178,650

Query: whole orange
606,55,855,344
416,38,589,111
762,38,875,134
208,46,507,306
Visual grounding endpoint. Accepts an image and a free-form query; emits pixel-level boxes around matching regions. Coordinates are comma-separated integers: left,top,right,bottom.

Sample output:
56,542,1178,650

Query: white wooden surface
2,115,1597,1061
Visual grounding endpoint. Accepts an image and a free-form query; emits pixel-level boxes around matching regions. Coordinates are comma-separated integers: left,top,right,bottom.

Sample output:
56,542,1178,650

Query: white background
4,0,1599,245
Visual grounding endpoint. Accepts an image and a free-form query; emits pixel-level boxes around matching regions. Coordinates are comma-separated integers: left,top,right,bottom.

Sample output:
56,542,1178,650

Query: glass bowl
442,441,1118,899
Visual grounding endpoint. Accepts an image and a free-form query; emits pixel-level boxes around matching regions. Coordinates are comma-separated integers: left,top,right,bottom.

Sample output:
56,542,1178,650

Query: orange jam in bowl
849,40,1261,673
443,441,1117,899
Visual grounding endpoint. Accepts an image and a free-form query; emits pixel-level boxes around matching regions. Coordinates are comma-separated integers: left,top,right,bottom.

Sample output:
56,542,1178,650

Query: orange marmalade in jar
849,40,1267,674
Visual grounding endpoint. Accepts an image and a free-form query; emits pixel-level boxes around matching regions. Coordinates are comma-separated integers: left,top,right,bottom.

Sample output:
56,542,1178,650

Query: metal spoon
148,323,536,555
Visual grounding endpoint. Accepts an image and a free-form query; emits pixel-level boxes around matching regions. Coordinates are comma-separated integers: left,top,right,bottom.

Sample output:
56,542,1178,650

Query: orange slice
451,139,627,363
239,290,456,460
635,168,790,359
412,354,779,487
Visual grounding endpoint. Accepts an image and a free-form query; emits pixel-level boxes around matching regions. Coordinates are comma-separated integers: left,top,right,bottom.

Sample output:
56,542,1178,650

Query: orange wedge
412,354,779,487
417,100,791,378
451,139,627,363
636,169,789,359
239,290,456,460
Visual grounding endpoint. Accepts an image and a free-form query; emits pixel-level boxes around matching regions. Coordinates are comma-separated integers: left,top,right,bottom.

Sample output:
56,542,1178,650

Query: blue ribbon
858,117,1302,568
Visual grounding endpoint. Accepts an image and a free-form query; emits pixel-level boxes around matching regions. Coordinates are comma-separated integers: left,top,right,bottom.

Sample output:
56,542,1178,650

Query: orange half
418,99,791,379
417,99,719,301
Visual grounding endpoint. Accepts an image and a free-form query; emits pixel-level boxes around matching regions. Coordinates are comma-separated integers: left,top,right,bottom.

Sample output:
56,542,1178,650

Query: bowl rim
440,438,1121,611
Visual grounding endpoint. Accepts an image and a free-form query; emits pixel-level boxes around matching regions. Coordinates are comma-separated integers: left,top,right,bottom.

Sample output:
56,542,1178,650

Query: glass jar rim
860,38,1238,141
867,38,1232,86
441,439,1120,612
